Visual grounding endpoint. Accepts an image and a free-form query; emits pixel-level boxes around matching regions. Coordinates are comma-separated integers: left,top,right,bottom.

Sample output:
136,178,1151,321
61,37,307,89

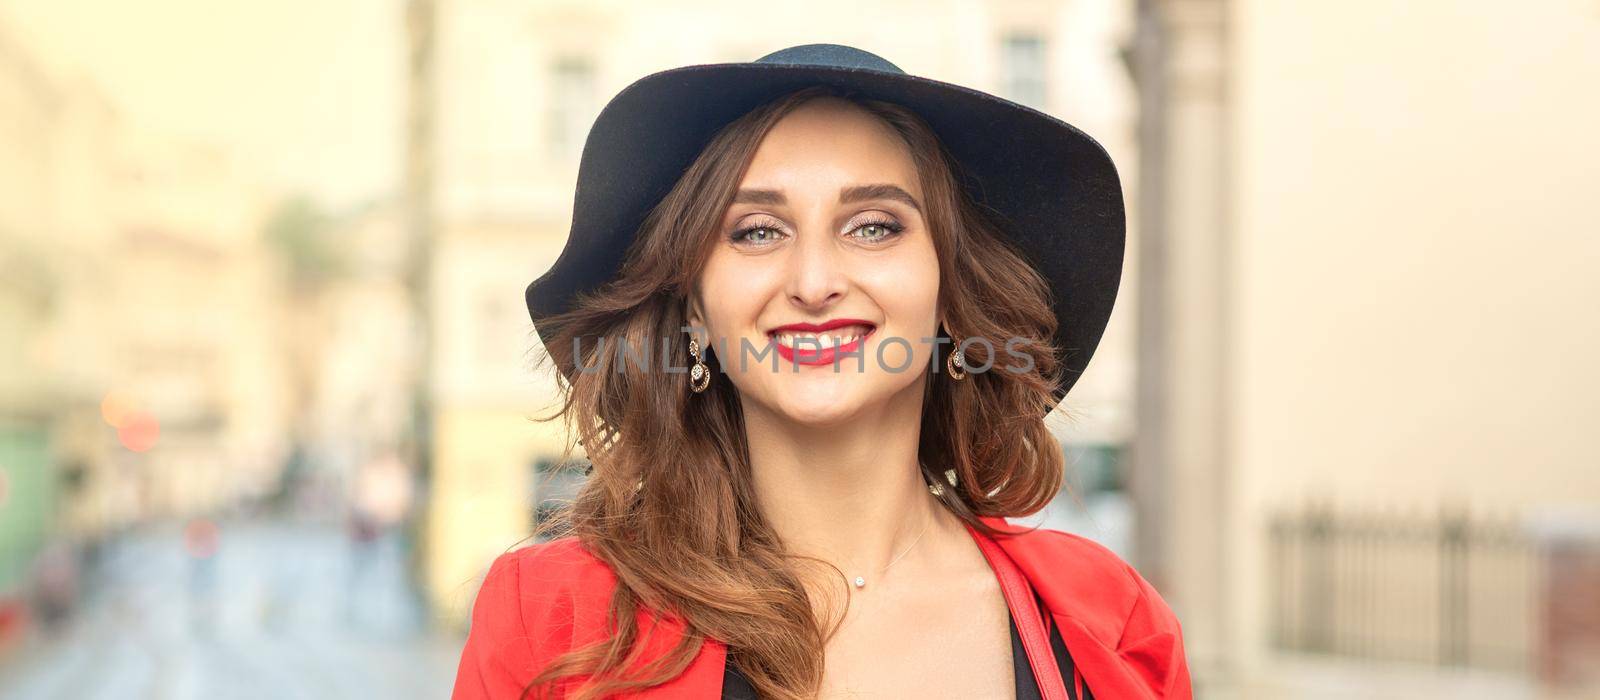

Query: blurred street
0,518,460,700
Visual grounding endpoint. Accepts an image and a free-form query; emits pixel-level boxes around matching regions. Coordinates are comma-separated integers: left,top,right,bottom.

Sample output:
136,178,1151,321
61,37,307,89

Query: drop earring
688,337,710,393
946,340,967,380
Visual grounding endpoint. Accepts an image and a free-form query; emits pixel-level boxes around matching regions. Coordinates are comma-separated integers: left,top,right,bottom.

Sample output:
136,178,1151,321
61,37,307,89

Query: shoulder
490,535,618,598
982,517,1148,606
989,521,1136,579
451,536,619,699
989,519,1178,634
472,536,619,636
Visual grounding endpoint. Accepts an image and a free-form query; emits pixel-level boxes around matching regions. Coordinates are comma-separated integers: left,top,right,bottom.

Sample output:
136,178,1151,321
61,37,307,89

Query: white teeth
771,326,872,349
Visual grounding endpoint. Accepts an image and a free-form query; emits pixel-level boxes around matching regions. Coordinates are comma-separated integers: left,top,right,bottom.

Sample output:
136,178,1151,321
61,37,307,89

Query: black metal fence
1268,504,1538,671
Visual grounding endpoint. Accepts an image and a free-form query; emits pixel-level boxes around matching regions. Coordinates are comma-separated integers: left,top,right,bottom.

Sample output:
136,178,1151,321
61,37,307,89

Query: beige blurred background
0,1,1597,698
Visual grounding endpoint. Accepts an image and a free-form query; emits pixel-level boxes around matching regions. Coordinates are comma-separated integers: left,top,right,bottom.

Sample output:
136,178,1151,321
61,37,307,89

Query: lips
767,318,877,366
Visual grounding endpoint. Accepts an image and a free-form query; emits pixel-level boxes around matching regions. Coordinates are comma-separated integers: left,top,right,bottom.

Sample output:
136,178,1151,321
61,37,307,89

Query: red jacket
452,516,1192,699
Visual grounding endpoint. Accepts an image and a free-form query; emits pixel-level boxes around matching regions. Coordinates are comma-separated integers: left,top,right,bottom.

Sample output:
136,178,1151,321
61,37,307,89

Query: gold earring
946,341,967,380
689,337,710,393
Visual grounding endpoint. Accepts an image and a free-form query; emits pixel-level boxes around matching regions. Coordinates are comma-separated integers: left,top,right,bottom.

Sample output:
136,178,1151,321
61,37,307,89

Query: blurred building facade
0,19,293,609
0,20,67,602
1138,0,1600,695
419,0,1145,627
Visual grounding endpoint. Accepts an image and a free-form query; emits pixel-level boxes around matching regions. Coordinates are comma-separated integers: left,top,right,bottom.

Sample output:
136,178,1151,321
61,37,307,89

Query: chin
774,402,862,428
763,380,868,426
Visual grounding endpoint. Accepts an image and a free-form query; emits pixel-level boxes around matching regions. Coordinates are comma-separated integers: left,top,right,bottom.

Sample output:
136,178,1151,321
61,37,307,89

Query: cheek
858,252,941,365
696,256,777,339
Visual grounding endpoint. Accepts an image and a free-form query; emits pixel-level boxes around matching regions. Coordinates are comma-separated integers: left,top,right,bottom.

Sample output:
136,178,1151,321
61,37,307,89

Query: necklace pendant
853,576,866,589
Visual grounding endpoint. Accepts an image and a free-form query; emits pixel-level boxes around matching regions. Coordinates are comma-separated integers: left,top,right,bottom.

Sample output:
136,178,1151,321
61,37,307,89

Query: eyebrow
732,184,923,214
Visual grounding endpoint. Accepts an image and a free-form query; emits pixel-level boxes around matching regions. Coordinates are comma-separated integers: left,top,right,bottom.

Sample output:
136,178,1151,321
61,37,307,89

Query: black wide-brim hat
526,43,1124,410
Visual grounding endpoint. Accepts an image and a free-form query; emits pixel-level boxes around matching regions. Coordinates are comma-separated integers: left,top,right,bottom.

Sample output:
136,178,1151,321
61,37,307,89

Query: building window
1049,441,1132,557
530,456,590,539
1062,442,1125,497
1000,34,1048,111
548,56,597,161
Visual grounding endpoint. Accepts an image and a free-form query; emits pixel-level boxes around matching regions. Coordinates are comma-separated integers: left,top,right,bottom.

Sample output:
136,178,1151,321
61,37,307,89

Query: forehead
739,97,921,196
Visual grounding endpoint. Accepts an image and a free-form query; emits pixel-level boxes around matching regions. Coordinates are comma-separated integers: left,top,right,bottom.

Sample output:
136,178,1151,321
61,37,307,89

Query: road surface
0,518,463,700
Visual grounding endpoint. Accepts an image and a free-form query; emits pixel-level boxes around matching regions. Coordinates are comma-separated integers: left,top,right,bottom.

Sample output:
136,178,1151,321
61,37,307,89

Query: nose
785,226,848,312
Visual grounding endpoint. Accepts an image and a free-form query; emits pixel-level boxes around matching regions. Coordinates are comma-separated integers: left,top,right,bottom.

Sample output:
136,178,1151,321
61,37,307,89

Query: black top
721,588,1093,699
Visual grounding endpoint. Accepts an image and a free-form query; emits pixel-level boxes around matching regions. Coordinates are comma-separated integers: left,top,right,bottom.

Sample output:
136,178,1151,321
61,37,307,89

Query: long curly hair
517,84,1071,699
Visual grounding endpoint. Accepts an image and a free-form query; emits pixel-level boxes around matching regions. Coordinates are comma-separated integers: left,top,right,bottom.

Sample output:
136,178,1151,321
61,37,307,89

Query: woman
452,44,1191,700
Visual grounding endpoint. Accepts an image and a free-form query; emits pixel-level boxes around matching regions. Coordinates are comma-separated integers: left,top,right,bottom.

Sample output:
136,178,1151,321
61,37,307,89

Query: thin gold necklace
850,495,936,590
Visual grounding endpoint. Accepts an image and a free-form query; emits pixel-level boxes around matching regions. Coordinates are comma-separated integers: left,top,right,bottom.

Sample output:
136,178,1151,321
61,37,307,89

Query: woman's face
688,97,941,426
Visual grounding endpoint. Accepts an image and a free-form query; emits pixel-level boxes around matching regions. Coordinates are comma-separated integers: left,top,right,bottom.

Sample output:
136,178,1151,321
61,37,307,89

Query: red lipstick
767,318,876,367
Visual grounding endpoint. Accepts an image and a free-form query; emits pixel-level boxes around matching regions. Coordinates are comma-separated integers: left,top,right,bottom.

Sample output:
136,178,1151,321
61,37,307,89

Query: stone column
1131,0,1236,690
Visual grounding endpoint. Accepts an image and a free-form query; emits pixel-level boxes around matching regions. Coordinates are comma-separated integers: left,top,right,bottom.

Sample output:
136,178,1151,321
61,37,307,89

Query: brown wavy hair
517,84,1071,699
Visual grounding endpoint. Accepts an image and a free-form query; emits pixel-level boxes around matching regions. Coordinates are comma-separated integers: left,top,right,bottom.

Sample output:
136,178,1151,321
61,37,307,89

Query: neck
741,378,946,582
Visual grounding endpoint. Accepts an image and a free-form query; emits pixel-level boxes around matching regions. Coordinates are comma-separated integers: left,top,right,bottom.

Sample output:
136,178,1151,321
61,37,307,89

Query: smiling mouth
767,323,876,350
766,323,877,366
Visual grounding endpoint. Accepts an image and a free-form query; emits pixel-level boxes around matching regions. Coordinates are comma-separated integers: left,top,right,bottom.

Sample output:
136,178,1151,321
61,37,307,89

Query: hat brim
526,61,1125,412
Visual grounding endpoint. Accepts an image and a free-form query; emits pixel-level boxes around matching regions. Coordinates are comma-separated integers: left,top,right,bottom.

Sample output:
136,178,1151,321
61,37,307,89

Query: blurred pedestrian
345,449,415,631
183,517,220,637
30,539,79,637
